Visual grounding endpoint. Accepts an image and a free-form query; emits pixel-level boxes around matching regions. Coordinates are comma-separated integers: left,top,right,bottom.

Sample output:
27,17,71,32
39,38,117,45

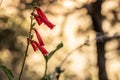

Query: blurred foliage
0,65,16,80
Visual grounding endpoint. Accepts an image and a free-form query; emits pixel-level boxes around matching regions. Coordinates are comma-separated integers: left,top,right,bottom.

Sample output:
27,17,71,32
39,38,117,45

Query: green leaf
41,75,51,80
0,65,16,80
57,42,63,49
47,42,63,61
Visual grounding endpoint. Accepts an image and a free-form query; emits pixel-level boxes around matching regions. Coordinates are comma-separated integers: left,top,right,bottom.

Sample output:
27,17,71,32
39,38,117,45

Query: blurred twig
59,40,89,67
50,40,89,80
55,41,88,80
52,33,120,80
18,16,33,80
60,33,120,67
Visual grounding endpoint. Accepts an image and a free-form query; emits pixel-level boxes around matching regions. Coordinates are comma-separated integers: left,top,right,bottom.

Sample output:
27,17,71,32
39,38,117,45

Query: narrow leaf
0,65,16,80
47,42,63,60
57,42,63,49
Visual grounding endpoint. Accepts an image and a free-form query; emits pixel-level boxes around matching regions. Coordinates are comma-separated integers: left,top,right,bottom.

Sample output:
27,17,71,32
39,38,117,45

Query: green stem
44,59,48,77
18,16,33,80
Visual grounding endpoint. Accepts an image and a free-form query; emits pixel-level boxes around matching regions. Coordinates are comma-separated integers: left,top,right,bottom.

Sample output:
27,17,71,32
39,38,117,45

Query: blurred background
0,0,120,80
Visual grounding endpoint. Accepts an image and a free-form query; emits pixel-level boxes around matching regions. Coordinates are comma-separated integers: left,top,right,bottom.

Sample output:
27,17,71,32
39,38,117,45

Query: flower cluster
29,7,55,56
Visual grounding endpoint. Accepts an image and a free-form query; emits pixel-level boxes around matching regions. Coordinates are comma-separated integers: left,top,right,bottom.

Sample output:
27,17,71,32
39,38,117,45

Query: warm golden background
0,0,120,80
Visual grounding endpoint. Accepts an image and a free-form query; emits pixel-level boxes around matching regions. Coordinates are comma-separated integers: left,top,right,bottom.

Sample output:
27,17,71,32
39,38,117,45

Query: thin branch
59,41,88,67
44,60,48,77
53,33,120,77
18,7,36,80
50,33,120,80
18,16,33,80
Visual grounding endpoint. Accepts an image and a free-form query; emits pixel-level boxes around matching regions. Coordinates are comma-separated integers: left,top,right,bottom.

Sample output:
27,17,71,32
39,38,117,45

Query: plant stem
44,59,48,77
18,16,33,80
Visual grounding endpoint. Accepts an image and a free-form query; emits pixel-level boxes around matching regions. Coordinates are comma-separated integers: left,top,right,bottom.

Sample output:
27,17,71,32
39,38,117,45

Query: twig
18,16,33,80
44,60,48,77
59,40,88,67
53,33,120,79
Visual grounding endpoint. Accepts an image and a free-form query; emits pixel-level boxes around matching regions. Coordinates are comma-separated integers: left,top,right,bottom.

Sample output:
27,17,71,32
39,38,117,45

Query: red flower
34,41,49,56
37,15,55,29
36,7,47,20
29,39,38,51
32,13,42,25
32,7,55,29
34,28,44,46
29,39,48,56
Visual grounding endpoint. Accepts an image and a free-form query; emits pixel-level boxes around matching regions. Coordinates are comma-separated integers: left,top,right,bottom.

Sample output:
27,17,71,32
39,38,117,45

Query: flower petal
35,7,55,29
38,15,55,29
29,39,38,51
36,7,47,20
35,41,48,56
34,28,44,46
34,15,43,25
31,13,43,25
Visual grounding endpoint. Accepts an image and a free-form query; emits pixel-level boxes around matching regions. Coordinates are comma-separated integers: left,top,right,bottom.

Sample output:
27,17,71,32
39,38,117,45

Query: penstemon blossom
29,39,38,51
26,7,63,80
33,28,44,46
28,8,63,79
29,7,56,56
35,7,48,20
34,41,48,56
29,38,48,56
31,7,55,29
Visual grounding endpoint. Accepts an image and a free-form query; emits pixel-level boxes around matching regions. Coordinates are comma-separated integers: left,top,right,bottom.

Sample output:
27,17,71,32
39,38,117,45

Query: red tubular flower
29,39,48,56
33,28,44,46
29,39,38,51
34,41,49,56
36,7,47,20
35,7,55,29
38,16,55,29
33,14,43,25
